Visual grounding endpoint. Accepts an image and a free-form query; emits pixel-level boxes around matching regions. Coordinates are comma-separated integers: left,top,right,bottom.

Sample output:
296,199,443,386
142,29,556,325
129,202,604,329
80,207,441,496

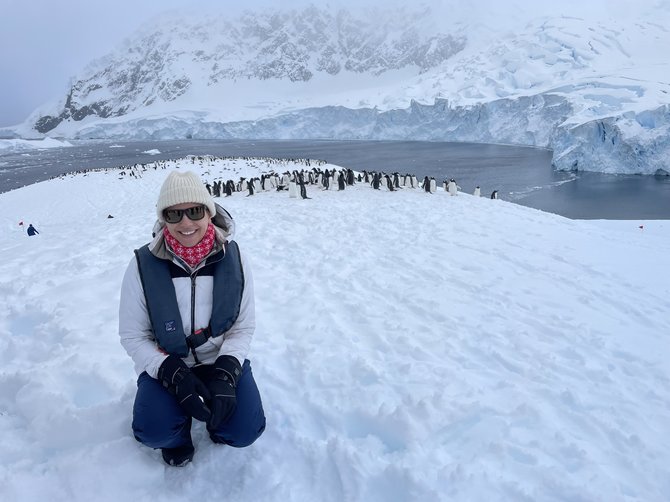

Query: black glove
207,355,242,429
157,355,211,422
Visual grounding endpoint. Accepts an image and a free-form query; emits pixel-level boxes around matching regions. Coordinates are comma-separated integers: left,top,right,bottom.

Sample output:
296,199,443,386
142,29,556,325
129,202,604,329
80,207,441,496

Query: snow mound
0,157,668,501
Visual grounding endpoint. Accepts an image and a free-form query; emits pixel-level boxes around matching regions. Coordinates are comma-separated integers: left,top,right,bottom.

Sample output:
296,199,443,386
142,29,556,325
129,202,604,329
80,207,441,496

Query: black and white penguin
338,172,346,191
423,176,431,193
373,172,381,190
473,186,481,197
298,173,310,199
247,179,255,196
491,190,498,199
385,175,395,191
288,177,298,198
281,172,291,191
448,179,458,196
430,177,437,193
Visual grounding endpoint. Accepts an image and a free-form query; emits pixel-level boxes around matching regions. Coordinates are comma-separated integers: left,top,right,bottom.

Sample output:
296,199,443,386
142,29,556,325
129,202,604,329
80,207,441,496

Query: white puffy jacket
118,204,255,378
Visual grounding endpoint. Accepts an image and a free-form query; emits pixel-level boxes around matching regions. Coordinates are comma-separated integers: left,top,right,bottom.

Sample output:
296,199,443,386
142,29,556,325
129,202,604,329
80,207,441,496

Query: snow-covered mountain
11,2,670,175
28,5,465,132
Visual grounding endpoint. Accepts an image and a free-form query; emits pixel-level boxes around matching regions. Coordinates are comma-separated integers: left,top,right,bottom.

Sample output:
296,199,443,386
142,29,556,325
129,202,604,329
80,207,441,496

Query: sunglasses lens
185,205,206,220
163,205,206,224
163,209,183,224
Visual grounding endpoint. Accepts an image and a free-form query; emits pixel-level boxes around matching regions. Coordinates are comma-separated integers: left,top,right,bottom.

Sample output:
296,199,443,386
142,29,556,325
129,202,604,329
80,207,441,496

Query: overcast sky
0,0,653,127
0,0,293,126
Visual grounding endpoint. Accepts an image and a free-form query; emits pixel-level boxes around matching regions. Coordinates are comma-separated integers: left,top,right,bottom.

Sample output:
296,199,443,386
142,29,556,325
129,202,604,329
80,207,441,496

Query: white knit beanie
156,170,216,221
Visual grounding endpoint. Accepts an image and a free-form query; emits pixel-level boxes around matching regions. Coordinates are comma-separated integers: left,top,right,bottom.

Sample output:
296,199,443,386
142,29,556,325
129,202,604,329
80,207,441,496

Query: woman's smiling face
164,203,211,247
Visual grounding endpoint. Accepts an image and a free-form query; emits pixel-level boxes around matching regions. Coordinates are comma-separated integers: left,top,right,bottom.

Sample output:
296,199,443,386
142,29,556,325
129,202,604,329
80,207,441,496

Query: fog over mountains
9,2,670,175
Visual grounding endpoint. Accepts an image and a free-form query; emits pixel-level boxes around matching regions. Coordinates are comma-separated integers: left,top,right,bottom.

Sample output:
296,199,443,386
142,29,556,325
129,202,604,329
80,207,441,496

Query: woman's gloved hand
157,355,211,422
207,355,242,429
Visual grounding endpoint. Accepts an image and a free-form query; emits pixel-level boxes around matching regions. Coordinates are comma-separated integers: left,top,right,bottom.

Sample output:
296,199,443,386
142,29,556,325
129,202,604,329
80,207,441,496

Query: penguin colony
49,154,499,201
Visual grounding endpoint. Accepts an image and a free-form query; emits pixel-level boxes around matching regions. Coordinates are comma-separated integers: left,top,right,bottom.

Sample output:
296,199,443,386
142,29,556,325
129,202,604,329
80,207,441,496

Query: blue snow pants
132,359,266,449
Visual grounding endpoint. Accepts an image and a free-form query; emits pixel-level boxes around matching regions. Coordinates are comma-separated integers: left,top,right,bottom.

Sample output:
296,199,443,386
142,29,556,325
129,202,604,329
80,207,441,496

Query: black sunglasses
163,205,207,224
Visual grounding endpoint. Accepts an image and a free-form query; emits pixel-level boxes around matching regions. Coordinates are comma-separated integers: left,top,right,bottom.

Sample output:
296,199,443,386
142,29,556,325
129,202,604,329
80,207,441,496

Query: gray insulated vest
134,240,244,358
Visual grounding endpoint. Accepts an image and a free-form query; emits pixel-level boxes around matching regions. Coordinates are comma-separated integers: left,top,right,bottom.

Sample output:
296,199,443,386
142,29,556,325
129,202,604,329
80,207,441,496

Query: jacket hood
149,203,235,260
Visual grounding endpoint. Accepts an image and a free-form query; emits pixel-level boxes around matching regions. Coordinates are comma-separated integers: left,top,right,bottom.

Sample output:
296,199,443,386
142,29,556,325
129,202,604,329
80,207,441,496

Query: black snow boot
161,440,195,467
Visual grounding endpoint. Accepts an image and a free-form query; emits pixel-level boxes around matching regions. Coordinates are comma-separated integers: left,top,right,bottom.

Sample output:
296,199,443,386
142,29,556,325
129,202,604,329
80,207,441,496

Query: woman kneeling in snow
119,170,266,466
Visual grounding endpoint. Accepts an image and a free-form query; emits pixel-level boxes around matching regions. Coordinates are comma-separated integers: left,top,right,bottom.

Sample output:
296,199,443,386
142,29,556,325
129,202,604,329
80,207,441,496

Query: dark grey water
1,139,668,219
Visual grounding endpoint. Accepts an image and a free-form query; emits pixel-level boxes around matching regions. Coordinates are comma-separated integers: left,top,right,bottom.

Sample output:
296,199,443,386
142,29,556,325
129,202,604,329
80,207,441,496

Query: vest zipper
190,272,201,364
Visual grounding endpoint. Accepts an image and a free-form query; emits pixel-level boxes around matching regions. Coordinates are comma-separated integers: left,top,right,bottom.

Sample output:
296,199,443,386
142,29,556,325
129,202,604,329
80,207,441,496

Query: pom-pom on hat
156,170,216,222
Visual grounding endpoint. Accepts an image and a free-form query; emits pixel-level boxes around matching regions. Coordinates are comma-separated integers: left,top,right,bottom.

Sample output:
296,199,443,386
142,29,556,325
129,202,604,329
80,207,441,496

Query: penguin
473,186,481,197
491,190,498,199
288,179,298,198
298,173,310,199
448,179,458,196
322,170,330,190
430,177,437,193
385,175,395,191
372,172,381,190
423,176,431,193
225,180,234,196
281,172,291,191
246,179,254,196
338,172,346,191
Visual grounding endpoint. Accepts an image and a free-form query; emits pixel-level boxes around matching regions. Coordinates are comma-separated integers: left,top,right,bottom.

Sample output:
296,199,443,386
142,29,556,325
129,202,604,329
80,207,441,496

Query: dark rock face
33,6,465,132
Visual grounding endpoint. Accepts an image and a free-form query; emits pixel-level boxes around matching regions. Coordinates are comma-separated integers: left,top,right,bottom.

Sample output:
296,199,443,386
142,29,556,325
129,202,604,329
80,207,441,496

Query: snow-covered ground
0,157,668,501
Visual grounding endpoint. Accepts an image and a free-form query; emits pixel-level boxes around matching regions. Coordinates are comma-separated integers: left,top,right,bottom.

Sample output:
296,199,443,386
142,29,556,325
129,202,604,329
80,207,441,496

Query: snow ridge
0,158,668,500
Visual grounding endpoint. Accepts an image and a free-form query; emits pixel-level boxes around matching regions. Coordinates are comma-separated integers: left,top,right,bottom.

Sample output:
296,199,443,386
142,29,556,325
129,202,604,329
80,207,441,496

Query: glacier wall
73,95,670,175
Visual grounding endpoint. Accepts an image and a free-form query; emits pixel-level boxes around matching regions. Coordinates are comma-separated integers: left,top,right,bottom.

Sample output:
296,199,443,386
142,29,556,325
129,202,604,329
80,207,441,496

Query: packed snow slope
7,1,670,175
0,158,669,501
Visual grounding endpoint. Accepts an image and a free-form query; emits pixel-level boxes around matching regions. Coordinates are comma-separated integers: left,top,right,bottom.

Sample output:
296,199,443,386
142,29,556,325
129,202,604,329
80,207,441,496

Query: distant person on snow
27,224,39,236
118,170,266,467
